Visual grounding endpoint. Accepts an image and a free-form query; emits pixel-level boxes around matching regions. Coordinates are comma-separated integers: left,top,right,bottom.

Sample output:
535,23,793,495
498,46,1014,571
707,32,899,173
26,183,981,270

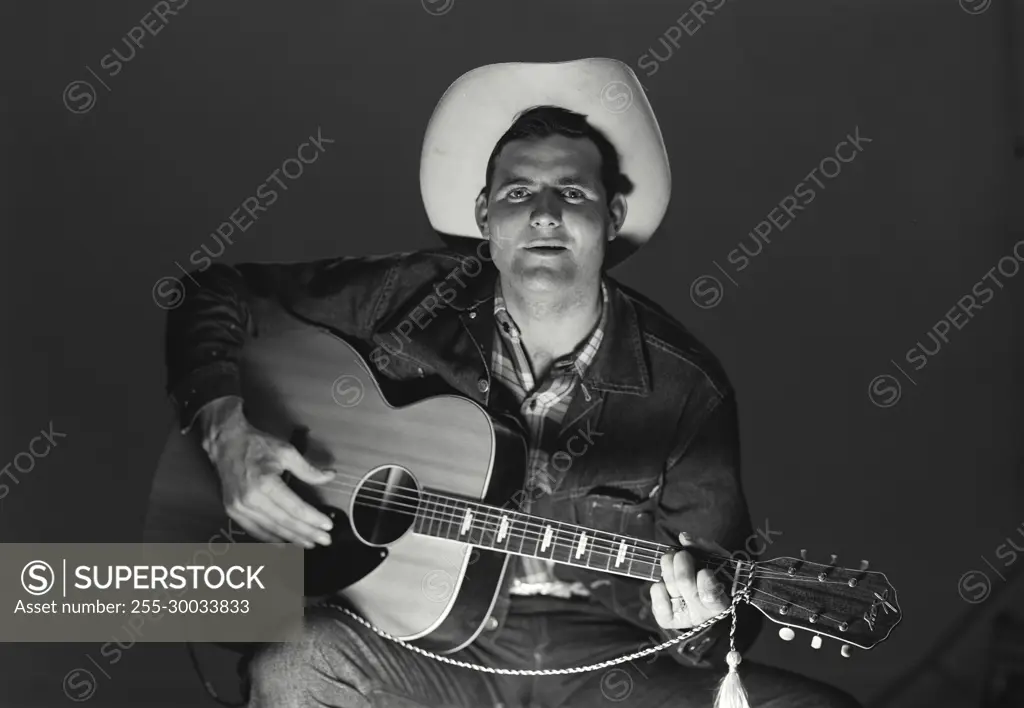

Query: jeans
247,597,861,708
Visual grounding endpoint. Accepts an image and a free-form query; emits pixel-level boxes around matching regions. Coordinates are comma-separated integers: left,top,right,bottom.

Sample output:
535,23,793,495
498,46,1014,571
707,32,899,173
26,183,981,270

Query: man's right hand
197,396,336,548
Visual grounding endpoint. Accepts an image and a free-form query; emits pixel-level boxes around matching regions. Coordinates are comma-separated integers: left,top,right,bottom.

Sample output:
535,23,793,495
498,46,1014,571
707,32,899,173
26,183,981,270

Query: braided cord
728,597,739,651
728,584,752,651
334,605,732,676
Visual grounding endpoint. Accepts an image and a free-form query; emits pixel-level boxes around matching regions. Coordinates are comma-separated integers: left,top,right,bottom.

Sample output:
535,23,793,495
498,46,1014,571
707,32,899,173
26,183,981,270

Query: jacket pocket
575,489,657,538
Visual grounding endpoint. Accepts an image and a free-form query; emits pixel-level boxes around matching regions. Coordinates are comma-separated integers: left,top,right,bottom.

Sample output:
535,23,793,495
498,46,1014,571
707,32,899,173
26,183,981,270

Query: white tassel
713,601,751,708
714,650,750,708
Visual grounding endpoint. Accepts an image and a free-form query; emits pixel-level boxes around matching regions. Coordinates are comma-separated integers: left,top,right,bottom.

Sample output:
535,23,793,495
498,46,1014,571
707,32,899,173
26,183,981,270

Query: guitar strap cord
185,603,736,706
332,603,733,676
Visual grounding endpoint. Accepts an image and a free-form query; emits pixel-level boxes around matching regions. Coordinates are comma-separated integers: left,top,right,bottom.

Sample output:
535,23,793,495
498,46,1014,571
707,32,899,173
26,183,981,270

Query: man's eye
562,188,586,201
508,188,530,200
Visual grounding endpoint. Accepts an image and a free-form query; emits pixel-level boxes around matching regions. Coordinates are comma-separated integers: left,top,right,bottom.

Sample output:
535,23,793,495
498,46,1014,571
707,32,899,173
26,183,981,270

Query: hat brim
420,57,670,264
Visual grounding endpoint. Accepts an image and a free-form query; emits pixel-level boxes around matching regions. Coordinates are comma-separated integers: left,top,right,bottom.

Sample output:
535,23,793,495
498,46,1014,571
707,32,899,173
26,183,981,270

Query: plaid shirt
491,279,609,598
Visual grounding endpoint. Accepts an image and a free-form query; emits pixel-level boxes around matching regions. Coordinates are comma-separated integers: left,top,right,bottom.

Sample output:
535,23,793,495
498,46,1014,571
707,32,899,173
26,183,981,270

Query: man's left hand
650,532,730,630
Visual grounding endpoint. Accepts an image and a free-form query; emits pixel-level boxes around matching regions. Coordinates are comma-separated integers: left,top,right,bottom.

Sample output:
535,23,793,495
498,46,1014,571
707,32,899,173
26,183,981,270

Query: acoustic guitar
145,302,902,656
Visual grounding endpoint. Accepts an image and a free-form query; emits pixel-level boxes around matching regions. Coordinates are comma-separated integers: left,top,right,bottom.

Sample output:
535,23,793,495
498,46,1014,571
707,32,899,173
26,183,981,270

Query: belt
509,578,592,599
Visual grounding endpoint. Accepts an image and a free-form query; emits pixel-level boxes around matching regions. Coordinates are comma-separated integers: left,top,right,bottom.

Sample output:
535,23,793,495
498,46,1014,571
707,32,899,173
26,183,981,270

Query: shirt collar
493,279,609,378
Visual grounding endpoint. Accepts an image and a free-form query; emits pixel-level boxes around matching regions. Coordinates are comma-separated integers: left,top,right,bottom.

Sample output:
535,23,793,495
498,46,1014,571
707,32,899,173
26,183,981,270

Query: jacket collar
442,245,651,396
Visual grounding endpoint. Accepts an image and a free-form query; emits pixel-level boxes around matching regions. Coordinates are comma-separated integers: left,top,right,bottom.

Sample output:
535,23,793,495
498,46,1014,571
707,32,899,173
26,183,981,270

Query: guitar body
144,303,527,653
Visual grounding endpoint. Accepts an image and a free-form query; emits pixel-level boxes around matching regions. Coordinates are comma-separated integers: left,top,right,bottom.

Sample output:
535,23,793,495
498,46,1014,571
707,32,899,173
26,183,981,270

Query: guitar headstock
738,552,901,655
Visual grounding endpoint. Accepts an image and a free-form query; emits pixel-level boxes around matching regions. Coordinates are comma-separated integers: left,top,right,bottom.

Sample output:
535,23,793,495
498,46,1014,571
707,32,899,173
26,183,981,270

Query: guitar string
274,473,867,585
330,475,870,572
740,586,857,627
339,494,866,589
326,473,680,559
302,474,699,564
310,480,732,569
731,591,853,631
344,493,704,574
343,496,839,589
734,574,857,585
310,484,867,586
303,469,873,578
300,473,738,567
336,492,846,589
345,491,874,587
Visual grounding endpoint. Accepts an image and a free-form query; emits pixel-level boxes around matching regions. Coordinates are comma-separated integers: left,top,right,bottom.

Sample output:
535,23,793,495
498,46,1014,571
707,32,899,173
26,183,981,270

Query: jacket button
477,378,490,393
484,616,499,631
468,310,478,319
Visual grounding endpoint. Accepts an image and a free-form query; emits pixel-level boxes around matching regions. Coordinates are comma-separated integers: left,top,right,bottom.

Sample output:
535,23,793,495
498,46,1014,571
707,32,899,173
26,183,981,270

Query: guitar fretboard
409,491,679,582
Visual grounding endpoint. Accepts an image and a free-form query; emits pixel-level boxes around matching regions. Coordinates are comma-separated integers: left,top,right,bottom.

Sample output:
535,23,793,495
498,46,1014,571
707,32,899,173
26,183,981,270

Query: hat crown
420,58,670,264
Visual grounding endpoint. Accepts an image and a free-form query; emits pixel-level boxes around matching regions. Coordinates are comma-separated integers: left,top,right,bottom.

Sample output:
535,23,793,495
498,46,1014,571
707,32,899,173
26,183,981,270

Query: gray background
2,0,1022,706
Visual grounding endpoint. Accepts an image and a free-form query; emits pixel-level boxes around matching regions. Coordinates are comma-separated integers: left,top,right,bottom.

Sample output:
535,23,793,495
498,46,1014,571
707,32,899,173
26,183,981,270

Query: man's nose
530,192,562,229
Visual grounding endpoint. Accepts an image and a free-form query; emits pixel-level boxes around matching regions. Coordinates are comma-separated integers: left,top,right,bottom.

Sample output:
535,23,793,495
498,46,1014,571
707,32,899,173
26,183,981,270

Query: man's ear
607,193,627,241
474,191,489,237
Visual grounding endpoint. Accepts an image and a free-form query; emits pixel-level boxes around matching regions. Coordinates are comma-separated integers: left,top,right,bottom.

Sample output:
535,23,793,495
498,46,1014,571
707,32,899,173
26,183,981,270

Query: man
165,58,859,708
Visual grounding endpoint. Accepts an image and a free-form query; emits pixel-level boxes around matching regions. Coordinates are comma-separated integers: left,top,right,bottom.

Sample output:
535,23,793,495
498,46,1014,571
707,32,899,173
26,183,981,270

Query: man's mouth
525,243,569,252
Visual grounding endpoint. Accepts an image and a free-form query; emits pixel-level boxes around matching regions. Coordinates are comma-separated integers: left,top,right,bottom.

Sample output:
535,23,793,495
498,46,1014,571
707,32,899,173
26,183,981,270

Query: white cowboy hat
419,57,671,265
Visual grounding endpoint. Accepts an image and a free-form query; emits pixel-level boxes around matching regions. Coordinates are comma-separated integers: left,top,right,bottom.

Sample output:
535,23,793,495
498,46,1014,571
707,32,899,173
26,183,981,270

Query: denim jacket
164,239,763,667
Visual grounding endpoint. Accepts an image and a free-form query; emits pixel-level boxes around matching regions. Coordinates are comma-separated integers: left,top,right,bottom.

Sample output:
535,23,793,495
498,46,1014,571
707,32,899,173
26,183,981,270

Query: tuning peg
817,554,838,581
800,549,808,561
811,635,823,650
840,644,852,658
778,627,795,641
848,559,871,587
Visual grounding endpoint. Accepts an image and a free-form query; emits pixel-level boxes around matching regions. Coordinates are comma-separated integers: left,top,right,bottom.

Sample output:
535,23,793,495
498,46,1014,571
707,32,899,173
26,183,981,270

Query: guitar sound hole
351,465,420,546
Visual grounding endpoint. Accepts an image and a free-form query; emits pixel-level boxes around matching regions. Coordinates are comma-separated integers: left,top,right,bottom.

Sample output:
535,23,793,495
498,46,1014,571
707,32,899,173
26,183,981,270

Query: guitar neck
409,490,727,583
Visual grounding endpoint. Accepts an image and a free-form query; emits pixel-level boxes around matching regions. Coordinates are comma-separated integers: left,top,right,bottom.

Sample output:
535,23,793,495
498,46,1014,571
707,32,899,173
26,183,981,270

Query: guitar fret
643,542,662,580
417,495,431,536
514,515,527,554
438,497,449,540
478,504,497,550
588,531,611,571
554,524,575,565
447,498,460,540
546,523,560,562
467,514,479,546
412,497,424,535
487,511,500,549
598,531,615,572
443,498,458,541
470,504,485,547
430,496,442,539
429,496,442,538
518,514,538,556
439,497,450,538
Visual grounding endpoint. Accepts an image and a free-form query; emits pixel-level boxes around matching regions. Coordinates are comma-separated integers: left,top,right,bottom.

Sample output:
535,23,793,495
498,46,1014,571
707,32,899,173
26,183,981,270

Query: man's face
476,134,626,295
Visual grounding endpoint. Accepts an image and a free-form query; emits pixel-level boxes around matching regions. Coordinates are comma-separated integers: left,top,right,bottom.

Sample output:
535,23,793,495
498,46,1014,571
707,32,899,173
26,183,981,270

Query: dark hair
481,105,635,205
